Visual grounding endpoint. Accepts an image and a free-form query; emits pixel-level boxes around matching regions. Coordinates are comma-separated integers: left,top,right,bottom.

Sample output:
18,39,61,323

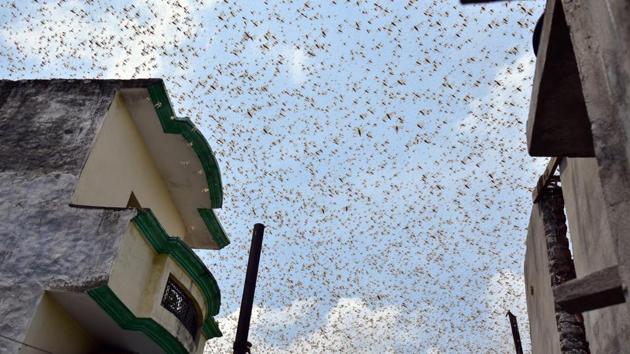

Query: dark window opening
126,192,141,208
161,276,199,339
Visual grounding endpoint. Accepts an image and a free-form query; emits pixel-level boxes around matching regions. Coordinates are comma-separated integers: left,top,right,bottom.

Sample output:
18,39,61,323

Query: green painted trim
146,82,223,208
88,285,189,354
202,318,222,341
146,82,229,249
133,209,223,339
199,209,230,249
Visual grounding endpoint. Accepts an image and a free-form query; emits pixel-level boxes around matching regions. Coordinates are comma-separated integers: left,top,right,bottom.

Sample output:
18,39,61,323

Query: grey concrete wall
560,3,630,353
524,204,561,354
0,80,158,353
560,157,630,353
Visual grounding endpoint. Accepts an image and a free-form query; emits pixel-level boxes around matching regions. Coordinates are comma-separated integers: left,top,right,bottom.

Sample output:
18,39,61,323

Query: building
524,0,630,353
0,79,229,354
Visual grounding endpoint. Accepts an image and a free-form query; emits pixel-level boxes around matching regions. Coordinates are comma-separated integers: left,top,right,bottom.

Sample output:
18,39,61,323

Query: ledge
553,265,625,313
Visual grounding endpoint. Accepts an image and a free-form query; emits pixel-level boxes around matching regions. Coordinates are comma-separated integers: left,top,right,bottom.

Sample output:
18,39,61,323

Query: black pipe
506,311,523,354
234,223,265,354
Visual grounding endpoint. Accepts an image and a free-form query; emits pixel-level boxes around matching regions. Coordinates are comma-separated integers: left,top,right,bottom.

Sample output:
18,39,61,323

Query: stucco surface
0,80,156,353
0,172,135,353
560,157,630,353
0,79,161,174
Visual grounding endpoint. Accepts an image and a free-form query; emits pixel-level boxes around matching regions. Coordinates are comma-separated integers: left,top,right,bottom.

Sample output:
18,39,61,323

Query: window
161,276,199,338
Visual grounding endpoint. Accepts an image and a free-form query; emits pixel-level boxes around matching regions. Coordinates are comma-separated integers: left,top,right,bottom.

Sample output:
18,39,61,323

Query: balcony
21,210,221,354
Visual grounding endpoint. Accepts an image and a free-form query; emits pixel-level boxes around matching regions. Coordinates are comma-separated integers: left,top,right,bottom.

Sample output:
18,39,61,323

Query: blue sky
0,1,546,352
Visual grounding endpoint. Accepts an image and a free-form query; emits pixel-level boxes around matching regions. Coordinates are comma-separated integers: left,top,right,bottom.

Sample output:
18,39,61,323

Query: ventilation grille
161,277,199,338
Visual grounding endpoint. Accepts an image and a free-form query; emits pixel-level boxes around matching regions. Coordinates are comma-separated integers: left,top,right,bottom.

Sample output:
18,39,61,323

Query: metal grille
161,277,199,338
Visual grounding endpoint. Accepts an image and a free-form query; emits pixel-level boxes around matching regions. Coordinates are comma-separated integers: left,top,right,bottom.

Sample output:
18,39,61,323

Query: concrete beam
526,0,594,157
553,265,625,314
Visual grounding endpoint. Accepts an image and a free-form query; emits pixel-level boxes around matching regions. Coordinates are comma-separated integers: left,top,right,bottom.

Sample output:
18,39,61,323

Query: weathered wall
0,80,157,353
0,163,136,354
560,158,615,276
560,2,630,353
524,203,561,354
560,157,630,353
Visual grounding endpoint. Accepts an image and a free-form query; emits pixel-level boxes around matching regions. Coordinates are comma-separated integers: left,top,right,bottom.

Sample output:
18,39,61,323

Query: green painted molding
88,285,189,354
199,208,230,249
133,209,222,339
146,82,229,249
202,319,222,342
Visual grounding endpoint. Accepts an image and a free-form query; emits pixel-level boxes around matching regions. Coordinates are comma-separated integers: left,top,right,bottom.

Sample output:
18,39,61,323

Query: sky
0,0,547,352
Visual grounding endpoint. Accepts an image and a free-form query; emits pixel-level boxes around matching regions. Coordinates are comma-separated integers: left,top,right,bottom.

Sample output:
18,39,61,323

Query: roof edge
199,209,230,250
146,82,223,208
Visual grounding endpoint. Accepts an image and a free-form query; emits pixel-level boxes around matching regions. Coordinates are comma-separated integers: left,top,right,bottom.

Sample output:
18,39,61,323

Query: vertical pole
234,224,265,354
540,185,590,353
506,311,523,354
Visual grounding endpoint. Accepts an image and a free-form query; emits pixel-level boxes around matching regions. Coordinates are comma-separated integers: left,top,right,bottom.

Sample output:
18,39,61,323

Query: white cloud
458,53,536,138
205,297,433,354
0,0,217,78
289,48,307,84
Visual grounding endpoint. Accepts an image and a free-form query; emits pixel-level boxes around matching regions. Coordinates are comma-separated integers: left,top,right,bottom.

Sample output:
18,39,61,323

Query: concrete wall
19,293,99,354
560,157,630,353
0,80,158,353
524,204,561,354
72,92,187,238
108,223,208,353
559,2,630,352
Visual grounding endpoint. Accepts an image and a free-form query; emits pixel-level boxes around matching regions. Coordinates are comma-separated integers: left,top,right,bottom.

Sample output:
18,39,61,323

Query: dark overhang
527,0,594,157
